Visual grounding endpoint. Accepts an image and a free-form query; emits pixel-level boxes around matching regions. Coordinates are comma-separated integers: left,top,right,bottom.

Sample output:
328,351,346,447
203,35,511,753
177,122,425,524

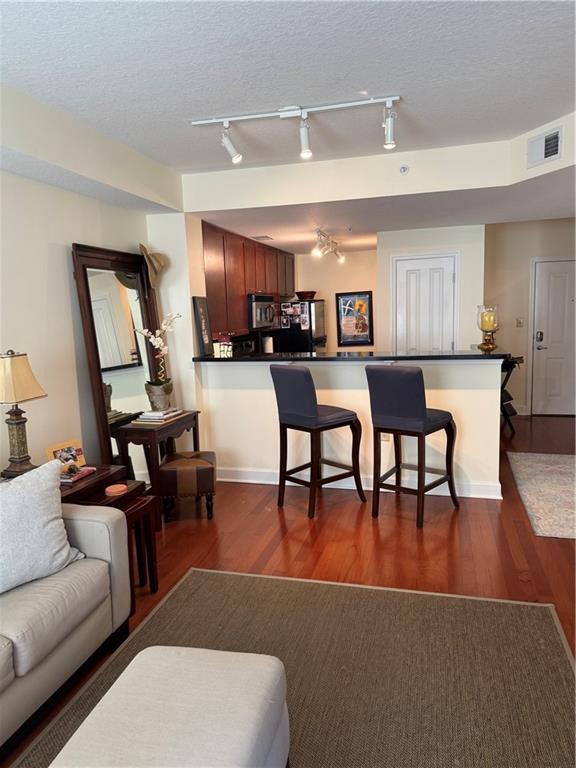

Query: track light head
383,102,396,150
221,124,243,164
299,116,313,160
336,252,346,264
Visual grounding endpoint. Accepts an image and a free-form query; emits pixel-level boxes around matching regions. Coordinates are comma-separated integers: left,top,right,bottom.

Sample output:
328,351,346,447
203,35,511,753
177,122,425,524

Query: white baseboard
216,466,502,500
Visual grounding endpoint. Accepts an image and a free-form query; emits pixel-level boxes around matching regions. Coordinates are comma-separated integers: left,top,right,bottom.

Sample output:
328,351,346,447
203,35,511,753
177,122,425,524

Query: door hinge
452,272,456,284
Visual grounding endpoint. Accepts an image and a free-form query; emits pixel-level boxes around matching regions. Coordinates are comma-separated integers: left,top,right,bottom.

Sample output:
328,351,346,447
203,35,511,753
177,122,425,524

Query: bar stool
270,364,366,518
365,365,459,528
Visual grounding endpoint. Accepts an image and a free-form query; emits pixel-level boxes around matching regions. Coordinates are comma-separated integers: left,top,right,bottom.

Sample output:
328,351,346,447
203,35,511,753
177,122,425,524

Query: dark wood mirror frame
72,243,161,464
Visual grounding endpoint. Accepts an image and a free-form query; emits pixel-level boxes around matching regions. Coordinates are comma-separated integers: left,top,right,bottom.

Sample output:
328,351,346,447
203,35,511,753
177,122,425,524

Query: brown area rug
15,570,575,768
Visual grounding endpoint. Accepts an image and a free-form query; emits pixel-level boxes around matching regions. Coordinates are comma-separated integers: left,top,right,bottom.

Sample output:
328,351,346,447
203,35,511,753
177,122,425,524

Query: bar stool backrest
270,365,318,426
366,365,427,430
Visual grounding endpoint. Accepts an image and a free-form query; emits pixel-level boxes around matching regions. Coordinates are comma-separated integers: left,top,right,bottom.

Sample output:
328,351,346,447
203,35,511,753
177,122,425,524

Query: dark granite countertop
193,350,509,363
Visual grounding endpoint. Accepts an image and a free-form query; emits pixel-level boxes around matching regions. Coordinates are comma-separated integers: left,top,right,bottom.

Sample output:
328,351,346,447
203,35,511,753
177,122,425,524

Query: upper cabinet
202,222,295,337
224,232,248,335
285,253,295,296
265,248,278,294
202,222,228,337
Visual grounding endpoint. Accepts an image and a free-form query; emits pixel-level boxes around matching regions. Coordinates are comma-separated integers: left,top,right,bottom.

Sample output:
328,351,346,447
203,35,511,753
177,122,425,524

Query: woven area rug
16,569,575,768
508,452,575,538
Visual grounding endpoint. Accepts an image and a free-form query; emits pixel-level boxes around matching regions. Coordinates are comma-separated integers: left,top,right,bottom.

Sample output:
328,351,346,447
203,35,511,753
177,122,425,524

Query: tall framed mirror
72,243,161,465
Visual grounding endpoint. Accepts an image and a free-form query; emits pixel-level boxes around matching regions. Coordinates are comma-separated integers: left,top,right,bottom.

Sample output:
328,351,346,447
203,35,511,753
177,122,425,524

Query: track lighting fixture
192,95,400,166
299,114,312,160
382,100,397,150
221,121,243,164
310,230,344,263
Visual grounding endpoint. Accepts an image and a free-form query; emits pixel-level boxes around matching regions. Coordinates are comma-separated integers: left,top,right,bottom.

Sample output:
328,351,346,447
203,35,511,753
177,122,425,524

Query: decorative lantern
477,305,499,353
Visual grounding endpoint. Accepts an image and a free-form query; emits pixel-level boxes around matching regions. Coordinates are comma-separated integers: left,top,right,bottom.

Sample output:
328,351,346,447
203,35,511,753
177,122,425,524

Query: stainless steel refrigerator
275,300,326,352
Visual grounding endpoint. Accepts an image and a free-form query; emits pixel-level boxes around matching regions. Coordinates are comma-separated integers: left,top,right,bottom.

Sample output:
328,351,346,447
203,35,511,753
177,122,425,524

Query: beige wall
297,226,485,354
377,226,485,351
0,171,147,468
1,85,182,210
484,218,575,410
295,250,377,354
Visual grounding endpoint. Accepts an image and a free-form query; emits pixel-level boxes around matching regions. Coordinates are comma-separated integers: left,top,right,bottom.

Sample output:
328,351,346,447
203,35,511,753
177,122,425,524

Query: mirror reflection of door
87,267,150,429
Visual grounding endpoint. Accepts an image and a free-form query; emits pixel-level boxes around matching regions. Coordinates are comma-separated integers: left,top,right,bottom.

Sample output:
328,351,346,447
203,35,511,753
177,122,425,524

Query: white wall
0,171,147,468
145,212,207,452
295,250,377,354
377,226,485,350
484,218,575,410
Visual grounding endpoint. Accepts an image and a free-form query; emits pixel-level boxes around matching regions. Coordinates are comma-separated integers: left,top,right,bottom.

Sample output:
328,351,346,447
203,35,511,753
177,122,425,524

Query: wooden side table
112,411,200,496
60,466,160,615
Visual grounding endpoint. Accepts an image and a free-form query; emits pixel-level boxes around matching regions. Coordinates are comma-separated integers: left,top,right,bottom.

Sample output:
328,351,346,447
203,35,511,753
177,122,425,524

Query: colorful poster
335,291,374,346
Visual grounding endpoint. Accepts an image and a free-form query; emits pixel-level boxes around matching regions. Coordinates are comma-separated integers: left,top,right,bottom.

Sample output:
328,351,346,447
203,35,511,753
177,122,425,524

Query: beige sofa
0,504,131,747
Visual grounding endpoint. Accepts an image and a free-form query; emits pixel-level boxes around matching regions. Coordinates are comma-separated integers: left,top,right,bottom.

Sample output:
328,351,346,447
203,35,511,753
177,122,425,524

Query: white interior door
532,260,575,415
395,255,456,354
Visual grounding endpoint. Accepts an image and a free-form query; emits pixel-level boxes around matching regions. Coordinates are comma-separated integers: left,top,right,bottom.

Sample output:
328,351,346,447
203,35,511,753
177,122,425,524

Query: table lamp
0,350,47,478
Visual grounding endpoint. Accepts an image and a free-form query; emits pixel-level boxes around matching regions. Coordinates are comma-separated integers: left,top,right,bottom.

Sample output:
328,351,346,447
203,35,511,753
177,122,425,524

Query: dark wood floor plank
2,416,573,767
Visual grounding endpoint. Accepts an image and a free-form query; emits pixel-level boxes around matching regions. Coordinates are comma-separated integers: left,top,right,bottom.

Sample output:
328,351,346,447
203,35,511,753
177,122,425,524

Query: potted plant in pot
136,312,181,411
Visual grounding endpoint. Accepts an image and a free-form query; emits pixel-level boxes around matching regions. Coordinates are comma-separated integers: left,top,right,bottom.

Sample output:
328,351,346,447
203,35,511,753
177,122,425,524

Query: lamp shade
0,351,46,404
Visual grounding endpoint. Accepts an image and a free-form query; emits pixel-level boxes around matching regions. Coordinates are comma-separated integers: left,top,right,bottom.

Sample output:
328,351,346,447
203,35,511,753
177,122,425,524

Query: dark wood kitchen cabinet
276,250,287,296
265,248,278,294
254,245,267,292
244,239,256,294
224,232,249,335
202,222,228,336
201,221,295,337
285,252,295,296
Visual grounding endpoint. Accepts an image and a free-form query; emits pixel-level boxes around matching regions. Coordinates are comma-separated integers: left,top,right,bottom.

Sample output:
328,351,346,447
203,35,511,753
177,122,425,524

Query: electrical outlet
516,318,524,328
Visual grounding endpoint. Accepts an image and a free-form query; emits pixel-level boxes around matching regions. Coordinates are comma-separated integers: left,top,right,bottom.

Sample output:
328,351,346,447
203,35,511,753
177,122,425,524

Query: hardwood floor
2,416,574,766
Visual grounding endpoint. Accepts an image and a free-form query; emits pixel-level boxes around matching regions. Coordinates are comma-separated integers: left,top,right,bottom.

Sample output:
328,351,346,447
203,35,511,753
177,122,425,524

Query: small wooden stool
158,451,216,519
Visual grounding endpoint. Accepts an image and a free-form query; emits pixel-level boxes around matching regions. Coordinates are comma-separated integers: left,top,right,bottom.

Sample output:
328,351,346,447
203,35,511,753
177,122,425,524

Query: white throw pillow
0,460,84,594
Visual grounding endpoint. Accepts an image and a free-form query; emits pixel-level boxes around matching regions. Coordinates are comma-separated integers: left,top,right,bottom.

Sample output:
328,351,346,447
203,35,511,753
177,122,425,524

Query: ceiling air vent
527,128,562,168
252,235,274,241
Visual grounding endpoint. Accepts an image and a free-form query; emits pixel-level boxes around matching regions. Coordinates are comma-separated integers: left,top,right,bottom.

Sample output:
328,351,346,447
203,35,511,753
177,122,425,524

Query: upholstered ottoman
50,646,290,768
159,450,216,519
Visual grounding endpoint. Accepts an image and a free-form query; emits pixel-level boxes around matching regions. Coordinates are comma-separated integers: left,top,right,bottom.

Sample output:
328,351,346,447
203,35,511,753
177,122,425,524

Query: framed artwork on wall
192,296,214,356
335,291,374,347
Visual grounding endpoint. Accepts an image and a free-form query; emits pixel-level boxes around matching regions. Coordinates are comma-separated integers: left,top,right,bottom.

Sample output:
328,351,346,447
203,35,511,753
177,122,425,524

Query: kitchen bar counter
193,352,505,500
193,350,509,362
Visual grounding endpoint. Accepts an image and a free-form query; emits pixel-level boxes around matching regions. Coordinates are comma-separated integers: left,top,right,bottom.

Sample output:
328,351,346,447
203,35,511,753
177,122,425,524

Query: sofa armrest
62,504,131,631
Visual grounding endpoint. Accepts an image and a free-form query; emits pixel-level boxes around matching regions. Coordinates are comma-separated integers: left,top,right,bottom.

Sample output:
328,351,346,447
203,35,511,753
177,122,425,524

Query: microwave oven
247,293,280,331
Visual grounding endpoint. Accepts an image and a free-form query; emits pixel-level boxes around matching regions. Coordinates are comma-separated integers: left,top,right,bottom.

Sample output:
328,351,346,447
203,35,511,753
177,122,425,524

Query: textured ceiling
1,1,574,172
198,167,575,252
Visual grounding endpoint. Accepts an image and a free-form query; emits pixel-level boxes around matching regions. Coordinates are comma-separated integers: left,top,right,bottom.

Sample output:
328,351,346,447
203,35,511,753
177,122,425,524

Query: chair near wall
365,365,459,528
270,365,366,518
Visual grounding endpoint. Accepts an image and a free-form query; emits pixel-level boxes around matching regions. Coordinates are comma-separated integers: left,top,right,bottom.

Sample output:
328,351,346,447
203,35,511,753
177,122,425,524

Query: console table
112,411,200,496
61,465,159,615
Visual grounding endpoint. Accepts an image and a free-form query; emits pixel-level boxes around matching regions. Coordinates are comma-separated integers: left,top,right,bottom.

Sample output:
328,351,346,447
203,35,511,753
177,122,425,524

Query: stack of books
134,408,183,425
60,466,98,485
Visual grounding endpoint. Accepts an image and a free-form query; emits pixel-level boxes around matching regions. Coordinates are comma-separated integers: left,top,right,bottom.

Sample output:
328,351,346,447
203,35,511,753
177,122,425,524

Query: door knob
536,345,548,350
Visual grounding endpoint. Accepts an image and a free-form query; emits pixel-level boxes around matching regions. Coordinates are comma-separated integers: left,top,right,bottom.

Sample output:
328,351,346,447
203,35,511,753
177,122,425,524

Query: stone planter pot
145,380,174,412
